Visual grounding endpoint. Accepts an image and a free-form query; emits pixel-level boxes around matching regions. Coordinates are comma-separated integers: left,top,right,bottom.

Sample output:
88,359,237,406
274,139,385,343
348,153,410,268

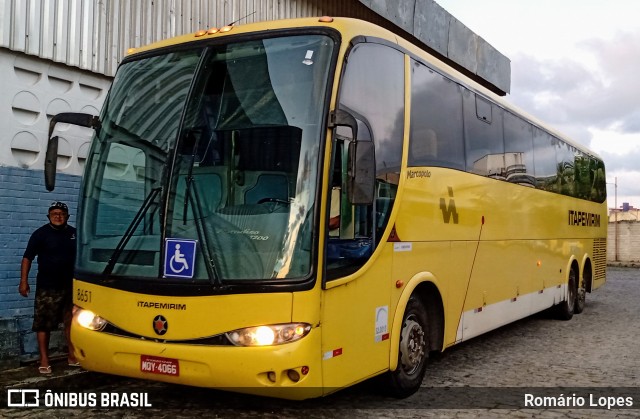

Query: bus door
319,41,405,389
320,135,395,389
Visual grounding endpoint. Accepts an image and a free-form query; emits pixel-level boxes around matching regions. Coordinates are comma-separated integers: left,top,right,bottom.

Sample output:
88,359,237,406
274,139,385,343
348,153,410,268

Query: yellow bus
46,17,607,400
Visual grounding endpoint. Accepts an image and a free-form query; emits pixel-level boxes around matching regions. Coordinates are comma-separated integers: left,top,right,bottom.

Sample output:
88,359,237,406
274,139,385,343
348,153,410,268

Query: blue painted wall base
0,166,81,368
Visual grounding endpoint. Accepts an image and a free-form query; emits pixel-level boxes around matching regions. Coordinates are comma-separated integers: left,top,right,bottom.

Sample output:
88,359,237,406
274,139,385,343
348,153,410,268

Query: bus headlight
226,323,311,346
75,308,107,331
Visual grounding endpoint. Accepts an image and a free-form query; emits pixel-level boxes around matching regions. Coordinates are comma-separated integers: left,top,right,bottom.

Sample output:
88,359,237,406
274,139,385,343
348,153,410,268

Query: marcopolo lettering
568,210,601,227
406,169,431,179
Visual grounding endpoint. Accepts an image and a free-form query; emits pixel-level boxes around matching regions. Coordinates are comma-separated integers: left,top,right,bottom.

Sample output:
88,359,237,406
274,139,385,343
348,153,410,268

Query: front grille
102,323,231,346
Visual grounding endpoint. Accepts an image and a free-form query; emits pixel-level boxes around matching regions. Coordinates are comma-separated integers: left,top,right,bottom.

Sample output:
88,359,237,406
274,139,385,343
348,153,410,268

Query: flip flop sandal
38,366,52,374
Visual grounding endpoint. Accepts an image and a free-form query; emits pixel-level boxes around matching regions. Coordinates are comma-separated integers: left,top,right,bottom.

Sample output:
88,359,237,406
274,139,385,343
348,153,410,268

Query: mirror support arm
328,109,358,139
45,112,100,191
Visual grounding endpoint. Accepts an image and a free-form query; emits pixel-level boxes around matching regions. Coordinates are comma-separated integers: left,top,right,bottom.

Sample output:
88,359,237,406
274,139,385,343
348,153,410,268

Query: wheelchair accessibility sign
164,239,197,278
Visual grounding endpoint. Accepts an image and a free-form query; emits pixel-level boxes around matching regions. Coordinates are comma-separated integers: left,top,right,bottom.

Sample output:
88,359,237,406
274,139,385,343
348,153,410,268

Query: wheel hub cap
400,316,426,374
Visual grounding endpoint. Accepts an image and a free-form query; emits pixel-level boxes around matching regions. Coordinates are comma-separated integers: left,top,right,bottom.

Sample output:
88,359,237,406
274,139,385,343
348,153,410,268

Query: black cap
49,201,69,212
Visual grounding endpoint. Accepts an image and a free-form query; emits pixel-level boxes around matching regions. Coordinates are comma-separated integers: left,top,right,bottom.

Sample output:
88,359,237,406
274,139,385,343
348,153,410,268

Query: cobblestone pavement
2,267,639,418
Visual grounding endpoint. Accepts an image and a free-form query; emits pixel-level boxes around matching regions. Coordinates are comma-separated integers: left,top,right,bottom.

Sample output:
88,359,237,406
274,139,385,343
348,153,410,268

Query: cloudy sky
436,0,640,209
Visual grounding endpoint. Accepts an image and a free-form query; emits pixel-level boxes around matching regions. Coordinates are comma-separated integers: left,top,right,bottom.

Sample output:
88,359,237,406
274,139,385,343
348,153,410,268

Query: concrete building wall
0,48,111,175
608,222,640,263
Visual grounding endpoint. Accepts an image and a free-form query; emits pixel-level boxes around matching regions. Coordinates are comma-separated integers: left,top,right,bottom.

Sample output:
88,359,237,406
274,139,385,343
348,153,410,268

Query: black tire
575,266,591,314
555,267,577,320
383,296,430,398
574,285,586,314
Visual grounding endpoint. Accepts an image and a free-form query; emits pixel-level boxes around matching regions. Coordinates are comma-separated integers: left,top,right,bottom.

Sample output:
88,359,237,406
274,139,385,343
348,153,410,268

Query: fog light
267,371,276,383
287,369,300,382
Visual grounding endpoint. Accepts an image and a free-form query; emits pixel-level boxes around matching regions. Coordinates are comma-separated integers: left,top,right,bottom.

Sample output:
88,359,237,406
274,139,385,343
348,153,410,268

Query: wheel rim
399,314,426,375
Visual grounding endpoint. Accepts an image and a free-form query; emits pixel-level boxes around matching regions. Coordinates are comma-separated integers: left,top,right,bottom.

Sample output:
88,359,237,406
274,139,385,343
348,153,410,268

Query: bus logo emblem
440,187,459,224
164,239,197,278
153,315,168,335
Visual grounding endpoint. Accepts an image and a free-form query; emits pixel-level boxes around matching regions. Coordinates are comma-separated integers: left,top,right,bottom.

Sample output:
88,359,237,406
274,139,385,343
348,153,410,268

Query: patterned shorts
32,288,72,332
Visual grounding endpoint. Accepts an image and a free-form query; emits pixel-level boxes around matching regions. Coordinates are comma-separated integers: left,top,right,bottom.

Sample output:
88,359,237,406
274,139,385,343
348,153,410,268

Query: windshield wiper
102,187,161,276
180,130,222,285
183,177,222,285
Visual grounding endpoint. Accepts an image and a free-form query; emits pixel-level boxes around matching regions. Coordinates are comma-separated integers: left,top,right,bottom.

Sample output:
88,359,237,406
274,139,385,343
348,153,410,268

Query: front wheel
383,296,430,398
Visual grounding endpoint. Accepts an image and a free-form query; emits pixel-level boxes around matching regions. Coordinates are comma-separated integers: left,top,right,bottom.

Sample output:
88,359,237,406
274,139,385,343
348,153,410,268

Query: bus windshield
77,33,335,284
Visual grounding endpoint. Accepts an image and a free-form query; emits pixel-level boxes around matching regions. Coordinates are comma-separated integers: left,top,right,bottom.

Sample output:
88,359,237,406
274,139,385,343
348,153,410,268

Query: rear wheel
575,286,586,314
384,296,430,398
575,266,591,314
555,267,577,320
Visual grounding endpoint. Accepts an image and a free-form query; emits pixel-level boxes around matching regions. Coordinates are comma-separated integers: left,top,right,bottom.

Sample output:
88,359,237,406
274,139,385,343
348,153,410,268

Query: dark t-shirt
23,223,76,290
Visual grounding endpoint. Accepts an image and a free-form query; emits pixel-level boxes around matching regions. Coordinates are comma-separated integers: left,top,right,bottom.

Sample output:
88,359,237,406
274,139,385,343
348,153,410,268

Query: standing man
19,201,78,374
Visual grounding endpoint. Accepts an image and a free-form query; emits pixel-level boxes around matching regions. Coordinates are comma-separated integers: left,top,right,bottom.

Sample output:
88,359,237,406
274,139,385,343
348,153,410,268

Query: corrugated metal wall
0,0,374,77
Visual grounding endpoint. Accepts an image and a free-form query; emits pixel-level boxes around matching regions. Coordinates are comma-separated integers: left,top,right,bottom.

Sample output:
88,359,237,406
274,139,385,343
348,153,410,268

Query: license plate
140,355,180,377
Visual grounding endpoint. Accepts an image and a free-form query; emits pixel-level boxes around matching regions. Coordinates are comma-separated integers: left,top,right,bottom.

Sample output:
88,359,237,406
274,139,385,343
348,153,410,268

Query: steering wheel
257,197,290,205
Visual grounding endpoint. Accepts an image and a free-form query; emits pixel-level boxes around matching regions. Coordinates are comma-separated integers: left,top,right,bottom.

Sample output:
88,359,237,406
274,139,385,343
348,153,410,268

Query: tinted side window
533,128,558,193
574,150,592,200
404,57,605,204
339,43,404,174
464,91,504,177
556,141,576,197
409,60,464,169
503,112,535,187
590,158,607,203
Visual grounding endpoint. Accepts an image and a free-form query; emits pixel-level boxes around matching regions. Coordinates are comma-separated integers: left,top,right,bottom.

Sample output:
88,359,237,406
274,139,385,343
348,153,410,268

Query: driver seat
244,173,289,204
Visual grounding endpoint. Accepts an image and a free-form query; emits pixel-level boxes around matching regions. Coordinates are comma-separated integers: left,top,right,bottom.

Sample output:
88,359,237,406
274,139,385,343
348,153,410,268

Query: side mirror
330,108,375,205
45,112,100,191
347,140,375,205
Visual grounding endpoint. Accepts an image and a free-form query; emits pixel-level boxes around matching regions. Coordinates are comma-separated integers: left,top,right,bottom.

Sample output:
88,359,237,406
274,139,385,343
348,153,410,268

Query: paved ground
1,267,639,418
